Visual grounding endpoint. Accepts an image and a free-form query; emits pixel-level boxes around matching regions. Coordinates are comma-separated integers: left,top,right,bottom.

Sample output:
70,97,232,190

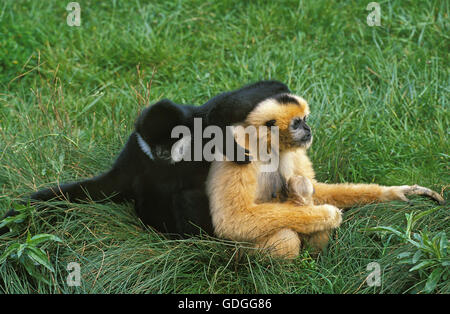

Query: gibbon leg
255,228,301,259
0,169,132,235
312,182,444,208
28,172,130,204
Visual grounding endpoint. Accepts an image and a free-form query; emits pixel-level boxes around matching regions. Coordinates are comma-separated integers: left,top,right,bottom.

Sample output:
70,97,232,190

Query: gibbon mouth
301,133,312,142
297,133,313,147
291,125,312,145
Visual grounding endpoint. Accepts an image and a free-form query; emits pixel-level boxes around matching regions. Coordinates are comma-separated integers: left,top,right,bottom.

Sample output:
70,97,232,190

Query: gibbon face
245,93,312,153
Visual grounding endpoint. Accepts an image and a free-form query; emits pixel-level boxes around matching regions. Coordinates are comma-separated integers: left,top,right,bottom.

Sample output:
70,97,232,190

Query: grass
0,0,448,293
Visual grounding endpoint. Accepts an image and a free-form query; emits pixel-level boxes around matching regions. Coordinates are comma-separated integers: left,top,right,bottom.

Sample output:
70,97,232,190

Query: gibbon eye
265,119,276,127
292,118,302,129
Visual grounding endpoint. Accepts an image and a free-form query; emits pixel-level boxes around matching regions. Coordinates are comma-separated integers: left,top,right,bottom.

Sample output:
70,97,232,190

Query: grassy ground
0,0,448,293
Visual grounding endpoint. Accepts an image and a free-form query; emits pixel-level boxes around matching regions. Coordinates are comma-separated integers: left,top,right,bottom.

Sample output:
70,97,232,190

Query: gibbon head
244,93,312,154
135,99,195,162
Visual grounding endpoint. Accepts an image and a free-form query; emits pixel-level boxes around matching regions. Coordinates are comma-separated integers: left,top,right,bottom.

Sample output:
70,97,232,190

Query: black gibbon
0,81,290,236
206,93,444,258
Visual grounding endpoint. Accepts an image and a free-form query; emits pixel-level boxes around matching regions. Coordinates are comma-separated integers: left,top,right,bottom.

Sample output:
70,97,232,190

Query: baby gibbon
206,93,444,259
287,175,315,206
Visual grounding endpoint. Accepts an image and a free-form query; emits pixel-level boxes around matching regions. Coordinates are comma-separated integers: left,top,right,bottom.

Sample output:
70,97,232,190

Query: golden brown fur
206,94,444,259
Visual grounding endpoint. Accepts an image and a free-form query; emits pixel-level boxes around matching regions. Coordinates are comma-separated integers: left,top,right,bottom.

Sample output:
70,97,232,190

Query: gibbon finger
406,185,445,205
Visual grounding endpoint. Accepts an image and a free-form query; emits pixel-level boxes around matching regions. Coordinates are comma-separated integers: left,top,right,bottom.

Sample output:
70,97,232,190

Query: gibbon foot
256,228,301,259
253,204,341,259
383,185,445,205
302,230,330,252
256,228,332,258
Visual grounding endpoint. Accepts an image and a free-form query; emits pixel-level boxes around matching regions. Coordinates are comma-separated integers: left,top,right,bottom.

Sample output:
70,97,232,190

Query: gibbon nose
301,123,311,140
302,131,312,141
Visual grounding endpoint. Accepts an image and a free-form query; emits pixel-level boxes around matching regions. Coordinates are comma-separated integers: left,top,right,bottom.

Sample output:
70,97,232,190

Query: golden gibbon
206,93,444,259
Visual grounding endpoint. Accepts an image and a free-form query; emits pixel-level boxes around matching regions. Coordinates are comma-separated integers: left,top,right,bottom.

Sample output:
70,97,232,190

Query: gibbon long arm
286,147,445,207
311,182,445,207
26,134,143,204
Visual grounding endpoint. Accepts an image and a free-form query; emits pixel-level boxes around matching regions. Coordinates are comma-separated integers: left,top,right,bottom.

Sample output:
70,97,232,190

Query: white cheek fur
137,132,190,163
136,133,154,160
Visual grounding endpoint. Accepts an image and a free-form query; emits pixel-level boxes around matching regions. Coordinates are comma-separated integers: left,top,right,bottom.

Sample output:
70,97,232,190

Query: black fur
0,81,290,236
274,93,299,105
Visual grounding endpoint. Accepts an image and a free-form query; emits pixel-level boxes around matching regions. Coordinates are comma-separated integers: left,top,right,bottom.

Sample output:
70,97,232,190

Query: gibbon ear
135,99,191,145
